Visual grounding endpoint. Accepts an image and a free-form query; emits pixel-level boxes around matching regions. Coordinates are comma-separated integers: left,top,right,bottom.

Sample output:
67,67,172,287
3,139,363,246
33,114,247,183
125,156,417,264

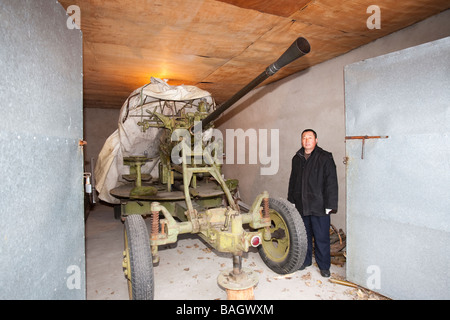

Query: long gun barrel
196,37,310,132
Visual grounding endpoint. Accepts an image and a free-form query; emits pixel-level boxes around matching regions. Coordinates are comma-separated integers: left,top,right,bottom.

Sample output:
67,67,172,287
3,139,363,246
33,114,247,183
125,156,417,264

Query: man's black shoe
320,269,330,277
298,263,312,271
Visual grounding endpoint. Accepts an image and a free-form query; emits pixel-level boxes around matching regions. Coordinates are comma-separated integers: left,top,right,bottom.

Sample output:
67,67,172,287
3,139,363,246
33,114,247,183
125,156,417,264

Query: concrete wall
216,10,450,232
83,108,120,174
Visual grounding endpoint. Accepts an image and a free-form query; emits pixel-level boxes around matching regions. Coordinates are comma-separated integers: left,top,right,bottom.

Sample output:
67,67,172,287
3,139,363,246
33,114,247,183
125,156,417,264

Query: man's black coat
288,146,338,216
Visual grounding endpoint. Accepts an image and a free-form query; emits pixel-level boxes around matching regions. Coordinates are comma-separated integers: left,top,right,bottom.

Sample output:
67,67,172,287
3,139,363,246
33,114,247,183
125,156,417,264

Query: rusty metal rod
345,135,389,140
329,278,358,288
345,135,389,159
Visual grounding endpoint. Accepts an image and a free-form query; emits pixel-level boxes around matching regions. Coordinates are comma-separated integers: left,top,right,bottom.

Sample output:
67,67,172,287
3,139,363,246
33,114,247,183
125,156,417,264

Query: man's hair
301,129,317,138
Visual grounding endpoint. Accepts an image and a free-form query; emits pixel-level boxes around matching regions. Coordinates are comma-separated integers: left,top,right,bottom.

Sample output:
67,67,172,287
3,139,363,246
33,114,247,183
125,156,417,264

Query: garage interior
0,0,449,300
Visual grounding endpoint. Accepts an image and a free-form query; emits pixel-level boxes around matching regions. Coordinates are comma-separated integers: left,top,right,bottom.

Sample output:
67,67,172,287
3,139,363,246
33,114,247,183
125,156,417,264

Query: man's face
301,131,317,154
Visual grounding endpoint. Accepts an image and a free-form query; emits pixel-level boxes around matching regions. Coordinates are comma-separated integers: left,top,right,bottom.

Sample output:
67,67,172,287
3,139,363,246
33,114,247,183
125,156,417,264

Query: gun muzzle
265,37,310,75
196,37,310,132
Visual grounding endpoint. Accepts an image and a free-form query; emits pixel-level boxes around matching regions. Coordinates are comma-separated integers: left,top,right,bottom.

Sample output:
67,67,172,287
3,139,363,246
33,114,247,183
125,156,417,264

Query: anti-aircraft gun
105,37,311,299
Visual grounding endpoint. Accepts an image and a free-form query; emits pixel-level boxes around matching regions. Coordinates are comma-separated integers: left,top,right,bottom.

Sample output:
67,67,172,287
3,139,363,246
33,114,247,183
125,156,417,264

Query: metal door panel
0,1,84,299
344,37,450,300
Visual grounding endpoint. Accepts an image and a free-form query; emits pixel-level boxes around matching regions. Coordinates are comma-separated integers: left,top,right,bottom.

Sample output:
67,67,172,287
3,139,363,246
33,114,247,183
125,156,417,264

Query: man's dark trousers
301,215,330,271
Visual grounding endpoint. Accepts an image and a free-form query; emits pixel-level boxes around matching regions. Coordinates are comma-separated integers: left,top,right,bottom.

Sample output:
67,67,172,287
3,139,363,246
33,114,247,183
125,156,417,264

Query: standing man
288,129,338,277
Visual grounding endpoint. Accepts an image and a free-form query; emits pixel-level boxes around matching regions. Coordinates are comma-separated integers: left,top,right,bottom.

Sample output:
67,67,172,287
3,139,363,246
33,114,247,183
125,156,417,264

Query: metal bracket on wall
345,135,389,159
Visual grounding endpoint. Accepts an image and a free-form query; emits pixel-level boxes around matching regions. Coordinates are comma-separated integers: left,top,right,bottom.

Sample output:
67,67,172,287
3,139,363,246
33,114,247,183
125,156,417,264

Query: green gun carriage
96,38,311,299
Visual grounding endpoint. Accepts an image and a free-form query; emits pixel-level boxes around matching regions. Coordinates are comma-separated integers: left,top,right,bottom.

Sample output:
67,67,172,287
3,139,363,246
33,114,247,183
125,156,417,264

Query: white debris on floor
85,204,385,300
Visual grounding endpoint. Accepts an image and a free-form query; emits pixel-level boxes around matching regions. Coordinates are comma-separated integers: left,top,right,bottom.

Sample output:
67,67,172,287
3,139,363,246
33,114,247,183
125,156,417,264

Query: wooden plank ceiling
58,0,449,109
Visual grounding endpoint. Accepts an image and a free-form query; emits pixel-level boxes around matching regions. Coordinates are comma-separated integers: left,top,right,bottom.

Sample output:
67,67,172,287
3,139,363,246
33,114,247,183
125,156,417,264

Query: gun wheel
258,198,307,274
123,214,154,300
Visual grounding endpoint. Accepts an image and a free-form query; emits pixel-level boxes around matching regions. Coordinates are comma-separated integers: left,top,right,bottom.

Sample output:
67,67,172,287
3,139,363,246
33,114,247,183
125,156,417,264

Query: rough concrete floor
85,204,364,300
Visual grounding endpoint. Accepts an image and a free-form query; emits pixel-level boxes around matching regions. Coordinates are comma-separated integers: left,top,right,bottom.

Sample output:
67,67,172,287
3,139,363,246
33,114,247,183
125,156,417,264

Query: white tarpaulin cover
95,77,213,204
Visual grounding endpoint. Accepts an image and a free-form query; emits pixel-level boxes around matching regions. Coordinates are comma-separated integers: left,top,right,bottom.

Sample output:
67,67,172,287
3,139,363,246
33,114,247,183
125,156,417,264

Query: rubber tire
124,215,154,300
258,198,307,274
